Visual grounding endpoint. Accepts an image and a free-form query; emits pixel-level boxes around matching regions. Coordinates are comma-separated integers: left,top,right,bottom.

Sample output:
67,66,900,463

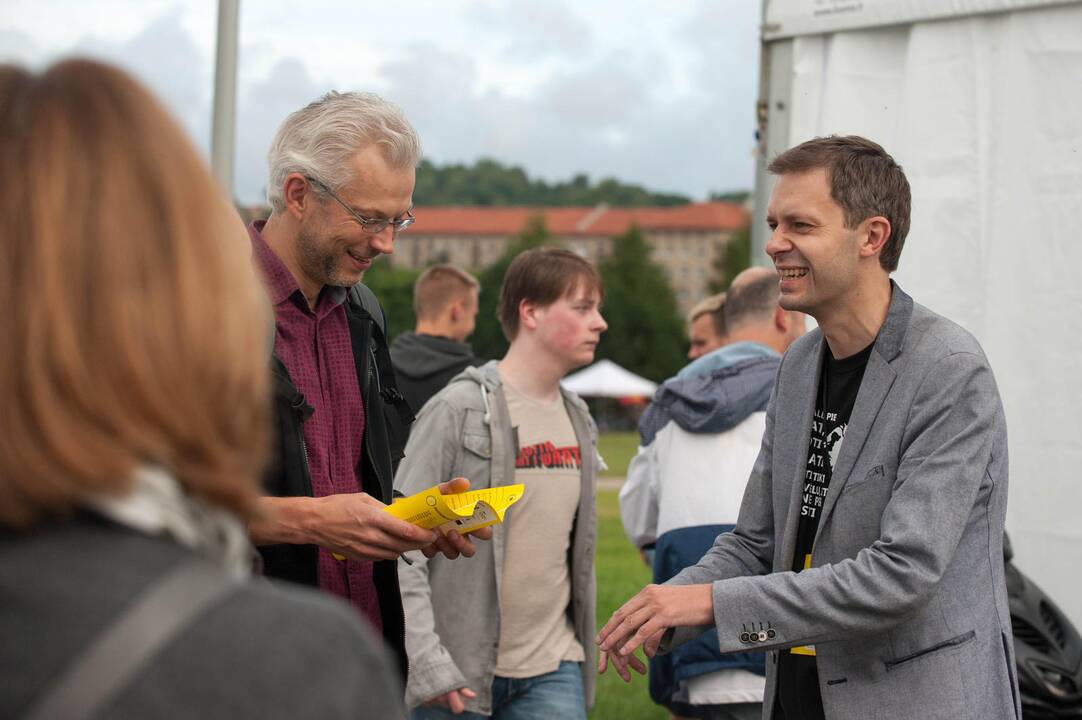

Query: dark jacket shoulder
0,517,406,719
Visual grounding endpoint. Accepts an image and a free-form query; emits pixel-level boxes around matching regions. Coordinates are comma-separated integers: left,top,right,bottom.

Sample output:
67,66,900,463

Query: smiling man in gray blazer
598,136,1020,720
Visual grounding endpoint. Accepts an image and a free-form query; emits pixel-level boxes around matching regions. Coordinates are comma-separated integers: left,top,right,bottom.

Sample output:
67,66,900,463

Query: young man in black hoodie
391,264,484,416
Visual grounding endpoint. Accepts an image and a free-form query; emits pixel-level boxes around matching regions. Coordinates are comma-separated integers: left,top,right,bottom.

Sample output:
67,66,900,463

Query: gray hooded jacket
394,361,598,713
638,342,781,446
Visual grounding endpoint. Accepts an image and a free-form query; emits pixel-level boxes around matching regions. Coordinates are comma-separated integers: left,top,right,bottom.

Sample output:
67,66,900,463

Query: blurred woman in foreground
0,59,405,719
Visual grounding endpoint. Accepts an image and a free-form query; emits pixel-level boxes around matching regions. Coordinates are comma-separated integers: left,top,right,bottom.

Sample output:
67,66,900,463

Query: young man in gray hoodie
395,247,607,719
620,267,805,720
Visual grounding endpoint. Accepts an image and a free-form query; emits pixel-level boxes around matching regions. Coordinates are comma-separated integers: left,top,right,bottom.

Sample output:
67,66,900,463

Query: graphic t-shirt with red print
495,377,585,678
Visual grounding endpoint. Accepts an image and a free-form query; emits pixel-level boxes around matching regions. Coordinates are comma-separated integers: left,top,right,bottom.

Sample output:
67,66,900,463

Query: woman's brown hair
0,60,271,527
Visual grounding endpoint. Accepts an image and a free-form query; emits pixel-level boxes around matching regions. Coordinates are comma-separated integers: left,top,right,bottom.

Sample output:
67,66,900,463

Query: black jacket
259,285,414,679
389,332,483,418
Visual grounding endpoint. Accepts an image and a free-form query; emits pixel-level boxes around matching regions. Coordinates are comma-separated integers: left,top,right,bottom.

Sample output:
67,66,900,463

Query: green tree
709,189,751,204
414,157,691,207
470,214,555,361
709,223,752,293
363,262,422,341
597,226,685,382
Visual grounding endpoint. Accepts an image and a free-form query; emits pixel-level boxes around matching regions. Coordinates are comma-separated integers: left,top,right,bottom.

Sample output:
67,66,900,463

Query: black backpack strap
347,282,387,397
344,284,415,477
347,283,412,417
21,558,237,720
348,282,385,336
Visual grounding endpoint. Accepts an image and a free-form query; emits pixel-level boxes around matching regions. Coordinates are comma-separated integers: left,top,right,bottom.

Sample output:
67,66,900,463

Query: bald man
620,267,805,720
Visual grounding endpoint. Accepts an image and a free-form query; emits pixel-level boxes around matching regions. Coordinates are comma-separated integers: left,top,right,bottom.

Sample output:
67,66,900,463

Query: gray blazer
668,284,1021,719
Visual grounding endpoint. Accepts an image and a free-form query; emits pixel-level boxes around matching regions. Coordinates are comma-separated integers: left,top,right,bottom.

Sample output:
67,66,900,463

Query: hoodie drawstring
480,383,492,425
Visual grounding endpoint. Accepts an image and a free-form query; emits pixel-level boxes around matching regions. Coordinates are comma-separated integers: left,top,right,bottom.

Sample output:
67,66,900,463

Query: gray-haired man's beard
296,227,356,289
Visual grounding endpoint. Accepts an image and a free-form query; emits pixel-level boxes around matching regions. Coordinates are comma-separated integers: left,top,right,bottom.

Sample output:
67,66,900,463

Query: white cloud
235,57,325,205
535,55,655,128
1,1,761,202
0,28,42,66
86,8,212,148
465,0,594,60
1,4,212,150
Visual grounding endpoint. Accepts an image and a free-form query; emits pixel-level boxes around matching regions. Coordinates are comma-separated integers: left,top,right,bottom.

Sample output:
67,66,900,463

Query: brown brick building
392,202,748,313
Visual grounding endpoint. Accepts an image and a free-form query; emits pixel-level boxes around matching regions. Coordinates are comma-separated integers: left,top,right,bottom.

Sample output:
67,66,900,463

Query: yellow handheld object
385,484,525,535
331,484,525,560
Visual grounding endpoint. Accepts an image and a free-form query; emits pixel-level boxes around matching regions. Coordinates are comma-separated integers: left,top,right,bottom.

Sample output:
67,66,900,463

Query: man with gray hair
620,267,805,720
246,91,486,679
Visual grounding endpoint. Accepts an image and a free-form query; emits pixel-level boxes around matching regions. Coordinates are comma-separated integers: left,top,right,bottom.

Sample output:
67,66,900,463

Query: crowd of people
0,59,1019,720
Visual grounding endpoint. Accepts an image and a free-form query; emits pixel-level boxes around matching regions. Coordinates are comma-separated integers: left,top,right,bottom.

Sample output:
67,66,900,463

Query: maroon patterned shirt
250,221,382,634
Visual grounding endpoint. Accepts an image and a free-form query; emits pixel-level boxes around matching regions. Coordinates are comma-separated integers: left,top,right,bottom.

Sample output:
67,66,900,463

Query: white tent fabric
760,2,1082,623
763,0,1071,40
561,360,658,398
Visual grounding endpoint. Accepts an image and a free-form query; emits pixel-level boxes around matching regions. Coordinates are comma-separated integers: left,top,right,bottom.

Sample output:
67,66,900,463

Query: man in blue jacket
620,267,805,720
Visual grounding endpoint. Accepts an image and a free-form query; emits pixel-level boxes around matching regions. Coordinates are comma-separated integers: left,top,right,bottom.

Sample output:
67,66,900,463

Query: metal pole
751,1,791,267
210,0,239,197
751,0,772,266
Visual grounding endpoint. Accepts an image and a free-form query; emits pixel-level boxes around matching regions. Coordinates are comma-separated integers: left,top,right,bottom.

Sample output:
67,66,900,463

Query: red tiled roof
409,202,747,237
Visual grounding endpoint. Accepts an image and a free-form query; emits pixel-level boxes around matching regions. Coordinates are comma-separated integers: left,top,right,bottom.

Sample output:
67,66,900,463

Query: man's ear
859,216,891,259
283,173,311,220
448,298,464,323
773,305,789,332
518,299,540,333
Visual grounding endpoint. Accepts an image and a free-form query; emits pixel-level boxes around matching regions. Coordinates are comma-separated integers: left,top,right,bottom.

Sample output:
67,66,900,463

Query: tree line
414,158,692,207
240,159,749,214
367,216,694,383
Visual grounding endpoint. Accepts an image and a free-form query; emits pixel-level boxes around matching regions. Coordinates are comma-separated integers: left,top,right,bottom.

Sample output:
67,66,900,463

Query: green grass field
597,431,639,477
589,488,666,720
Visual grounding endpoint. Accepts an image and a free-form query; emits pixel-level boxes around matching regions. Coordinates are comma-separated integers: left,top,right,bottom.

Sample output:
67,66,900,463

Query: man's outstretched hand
595,583,714,682
597,644,649,682
250,477,491,561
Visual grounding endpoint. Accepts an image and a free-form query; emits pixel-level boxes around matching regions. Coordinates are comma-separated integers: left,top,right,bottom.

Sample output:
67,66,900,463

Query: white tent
756,0,1082,623
561,359,658,398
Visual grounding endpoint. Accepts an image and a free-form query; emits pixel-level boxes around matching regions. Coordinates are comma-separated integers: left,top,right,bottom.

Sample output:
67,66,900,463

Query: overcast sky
1,1,761,204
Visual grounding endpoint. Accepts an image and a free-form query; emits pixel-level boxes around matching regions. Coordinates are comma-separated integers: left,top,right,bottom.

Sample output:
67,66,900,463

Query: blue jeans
411,661,586,720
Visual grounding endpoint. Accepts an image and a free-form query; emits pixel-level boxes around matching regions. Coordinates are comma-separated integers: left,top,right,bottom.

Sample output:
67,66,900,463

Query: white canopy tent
561,359,658,399
756,0,1082,623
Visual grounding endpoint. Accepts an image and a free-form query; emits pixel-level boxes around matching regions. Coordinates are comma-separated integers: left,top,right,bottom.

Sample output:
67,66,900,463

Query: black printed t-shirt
775,341,872,720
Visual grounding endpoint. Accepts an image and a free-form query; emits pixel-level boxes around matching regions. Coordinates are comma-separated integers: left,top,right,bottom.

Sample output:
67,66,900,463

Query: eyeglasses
305,176,415,234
